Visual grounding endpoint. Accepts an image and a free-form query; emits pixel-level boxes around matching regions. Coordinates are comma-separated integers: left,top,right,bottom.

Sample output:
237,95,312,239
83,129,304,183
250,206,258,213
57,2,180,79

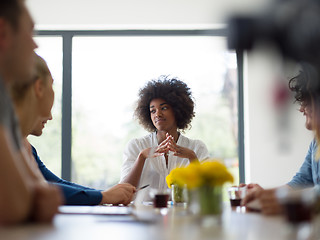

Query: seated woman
242,66,320,214
9,53,63,222
12,53,136,206
120,76,209,201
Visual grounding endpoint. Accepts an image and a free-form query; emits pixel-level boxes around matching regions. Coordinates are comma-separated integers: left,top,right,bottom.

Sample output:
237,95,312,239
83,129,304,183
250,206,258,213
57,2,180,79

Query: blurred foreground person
0,0,62,224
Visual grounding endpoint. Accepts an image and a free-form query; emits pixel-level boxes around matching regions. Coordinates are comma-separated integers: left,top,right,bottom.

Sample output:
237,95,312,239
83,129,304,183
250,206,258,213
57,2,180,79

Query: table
0,204,318,240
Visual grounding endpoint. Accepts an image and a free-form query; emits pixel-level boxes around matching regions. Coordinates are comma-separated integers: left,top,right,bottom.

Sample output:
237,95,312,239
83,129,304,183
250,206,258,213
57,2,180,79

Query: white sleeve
194,140,210,162
120,138,141,182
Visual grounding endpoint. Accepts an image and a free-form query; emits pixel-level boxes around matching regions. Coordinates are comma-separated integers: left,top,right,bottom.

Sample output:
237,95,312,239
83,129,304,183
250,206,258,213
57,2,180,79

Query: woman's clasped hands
149,133,197,161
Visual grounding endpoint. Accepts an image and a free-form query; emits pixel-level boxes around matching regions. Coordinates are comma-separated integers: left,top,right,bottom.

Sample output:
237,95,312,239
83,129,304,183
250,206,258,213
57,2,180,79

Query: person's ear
33,78,44,99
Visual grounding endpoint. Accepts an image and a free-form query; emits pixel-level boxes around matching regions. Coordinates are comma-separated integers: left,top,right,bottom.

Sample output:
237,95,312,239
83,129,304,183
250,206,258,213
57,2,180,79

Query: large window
72,36,238,189
33,31,239,193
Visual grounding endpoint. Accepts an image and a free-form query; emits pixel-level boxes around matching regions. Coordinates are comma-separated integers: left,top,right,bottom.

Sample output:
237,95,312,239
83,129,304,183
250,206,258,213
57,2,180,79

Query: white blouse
120,132,209,201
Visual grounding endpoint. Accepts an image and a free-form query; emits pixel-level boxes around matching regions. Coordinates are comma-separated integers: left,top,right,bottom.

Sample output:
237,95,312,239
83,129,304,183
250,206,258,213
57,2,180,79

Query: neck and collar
156,130,180,144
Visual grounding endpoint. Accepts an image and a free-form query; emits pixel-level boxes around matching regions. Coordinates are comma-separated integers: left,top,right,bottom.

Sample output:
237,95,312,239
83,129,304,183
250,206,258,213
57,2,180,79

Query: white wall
244,45,314,188
26,0,311,187
27,0,271,30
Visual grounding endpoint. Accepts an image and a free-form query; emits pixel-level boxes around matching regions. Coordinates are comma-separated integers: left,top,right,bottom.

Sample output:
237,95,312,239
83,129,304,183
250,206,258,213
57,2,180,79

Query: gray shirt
0,76,22,150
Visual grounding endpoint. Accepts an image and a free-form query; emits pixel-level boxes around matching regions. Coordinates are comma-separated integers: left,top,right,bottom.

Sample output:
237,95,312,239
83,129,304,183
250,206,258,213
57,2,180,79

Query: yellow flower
166,167,186,188
175,163,202,189
166,173,173,188
200,160,234,186
166,159,233,190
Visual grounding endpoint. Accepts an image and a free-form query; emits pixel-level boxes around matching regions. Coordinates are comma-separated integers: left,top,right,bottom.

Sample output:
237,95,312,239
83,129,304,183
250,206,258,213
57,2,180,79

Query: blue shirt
288,139,320,188
32,146,102,205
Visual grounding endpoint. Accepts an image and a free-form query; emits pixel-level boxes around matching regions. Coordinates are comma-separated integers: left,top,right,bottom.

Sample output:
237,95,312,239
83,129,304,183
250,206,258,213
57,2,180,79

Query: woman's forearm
121,152,147,187
188,151,198,162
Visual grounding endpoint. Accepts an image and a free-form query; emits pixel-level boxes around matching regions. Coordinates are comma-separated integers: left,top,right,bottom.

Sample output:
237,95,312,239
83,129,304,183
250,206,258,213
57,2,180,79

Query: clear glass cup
149,188,170,208
276,187,316,239
276,187,316,224
171,184,188,205
228,186,247,207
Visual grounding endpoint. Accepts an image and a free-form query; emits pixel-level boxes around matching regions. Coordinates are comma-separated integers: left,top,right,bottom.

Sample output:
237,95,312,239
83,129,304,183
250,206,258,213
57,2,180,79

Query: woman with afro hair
120,76,209,201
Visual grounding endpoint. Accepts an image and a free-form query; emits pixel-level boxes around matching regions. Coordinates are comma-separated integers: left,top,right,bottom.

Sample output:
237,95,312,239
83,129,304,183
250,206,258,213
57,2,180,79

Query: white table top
0,204,318,240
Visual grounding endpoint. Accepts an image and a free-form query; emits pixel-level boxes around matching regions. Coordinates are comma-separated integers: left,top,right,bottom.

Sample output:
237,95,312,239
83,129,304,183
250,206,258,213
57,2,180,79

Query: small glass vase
171,184,188,205
188,185,223,226
198,185,223,216
195,185,223,227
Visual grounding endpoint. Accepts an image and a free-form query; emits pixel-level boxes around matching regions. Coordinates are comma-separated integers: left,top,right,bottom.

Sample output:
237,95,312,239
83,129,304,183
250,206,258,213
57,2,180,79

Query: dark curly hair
289,64,320,106
289,71,311,105
135,75,195,132
289,63,320,150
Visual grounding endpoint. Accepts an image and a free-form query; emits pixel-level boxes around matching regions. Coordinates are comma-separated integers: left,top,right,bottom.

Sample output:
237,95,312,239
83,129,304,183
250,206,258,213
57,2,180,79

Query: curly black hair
289,71,311,105
289,64,320,148
134,75,195,132
289,64,320,105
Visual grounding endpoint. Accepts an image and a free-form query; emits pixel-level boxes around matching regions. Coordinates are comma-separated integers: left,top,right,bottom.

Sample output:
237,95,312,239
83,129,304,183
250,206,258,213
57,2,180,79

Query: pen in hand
138,184,149,191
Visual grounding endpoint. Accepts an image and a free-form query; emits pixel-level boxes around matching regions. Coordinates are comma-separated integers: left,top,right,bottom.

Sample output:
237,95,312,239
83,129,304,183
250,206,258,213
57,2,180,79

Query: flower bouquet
166,160,234,216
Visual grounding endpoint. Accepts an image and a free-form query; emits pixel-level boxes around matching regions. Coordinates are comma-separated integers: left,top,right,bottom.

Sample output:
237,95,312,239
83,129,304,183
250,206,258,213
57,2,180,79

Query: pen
138,184,150,191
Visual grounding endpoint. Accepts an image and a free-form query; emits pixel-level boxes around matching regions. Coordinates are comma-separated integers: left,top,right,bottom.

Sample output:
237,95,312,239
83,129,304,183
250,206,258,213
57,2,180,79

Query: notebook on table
58,205,132,215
